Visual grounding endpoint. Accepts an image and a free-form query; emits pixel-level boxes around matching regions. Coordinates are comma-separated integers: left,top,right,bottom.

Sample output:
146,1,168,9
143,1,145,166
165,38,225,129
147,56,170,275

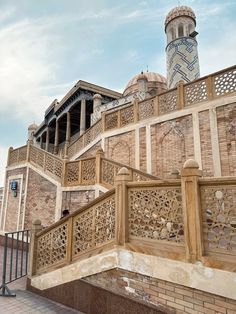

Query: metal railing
0,230,30,297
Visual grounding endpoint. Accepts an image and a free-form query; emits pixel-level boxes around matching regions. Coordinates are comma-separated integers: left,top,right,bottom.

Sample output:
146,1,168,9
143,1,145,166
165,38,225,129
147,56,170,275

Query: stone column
80,98,86,135
114,167,132,245
28,220,43,277
45,128,49,152
54,120,59,154
64,111,71,159
181,159,203,263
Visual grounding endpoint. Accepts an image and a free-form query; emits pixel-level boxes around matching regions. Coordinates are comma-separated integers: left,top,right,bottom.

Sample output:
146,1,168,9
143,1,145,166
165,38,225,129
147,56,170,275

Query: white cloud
0,16,66,122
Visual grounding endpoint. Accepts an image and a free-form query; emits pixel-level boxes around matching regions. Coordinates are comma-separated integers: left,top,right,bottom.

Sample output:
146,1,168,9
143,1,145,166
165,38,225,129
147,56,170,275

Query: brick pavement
0,246,83,313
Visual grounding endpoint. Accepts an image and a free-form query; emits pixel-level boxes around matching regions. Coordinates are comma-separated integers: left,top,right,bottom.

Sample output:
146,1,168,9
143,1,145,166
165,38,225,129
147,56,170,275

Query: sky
0,0,235,186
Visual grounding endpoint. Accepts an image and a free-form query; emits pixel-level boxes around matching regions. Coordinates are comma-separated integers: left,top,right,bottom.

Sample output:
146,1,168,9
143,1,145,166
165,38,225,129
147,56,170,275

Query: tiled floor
0,246,83,313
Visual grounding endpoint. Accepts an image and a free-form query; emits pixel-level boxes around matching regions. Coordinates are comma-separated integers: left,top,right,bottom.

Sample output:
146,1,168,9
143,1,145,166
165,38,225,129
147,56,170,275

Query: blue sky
0,0,235,186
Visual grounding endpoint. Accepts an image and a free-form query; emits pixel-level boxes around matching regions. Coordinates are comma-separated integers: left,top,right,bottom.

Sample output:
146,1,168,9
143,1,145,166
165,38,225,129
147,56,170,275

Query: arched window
188,24,193,35
178,24,184,37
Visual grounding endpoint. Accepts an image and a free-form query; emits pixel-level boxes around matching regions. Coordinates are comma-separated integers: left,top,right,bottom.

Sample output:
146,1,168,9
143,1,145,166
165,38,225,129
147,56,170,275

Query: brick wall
199,110,214,176
84,269,236,314
105,131,135,167
217,103,236,176
24,168,56,229
3,167,27,231
151,116,194,178
61,190,95,215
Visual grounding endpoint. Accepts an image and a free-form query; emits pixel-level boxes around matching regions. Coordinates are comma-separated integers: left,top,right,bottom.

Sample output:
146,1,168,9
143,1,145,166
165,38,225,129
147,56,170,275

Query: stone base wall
24,168,57,229
84,269,236,314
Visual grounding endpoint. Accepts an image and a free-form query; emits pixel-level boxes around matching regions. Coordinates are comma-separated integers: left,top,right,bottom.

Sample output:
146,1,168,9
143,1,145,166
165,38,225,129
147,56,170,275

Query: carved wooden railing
8,144,158,188
199,177,236,270
30,160,236,276
103,65,236,131
8,145,28,166
67,120,102,159
32,189,116,274
100,157,158,188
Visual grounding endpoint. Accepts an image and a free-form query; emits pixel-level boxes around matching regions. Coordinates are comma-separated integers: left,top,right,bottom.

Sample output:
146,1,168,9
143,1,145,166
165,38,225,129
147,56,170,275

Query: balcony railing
29,161,236,276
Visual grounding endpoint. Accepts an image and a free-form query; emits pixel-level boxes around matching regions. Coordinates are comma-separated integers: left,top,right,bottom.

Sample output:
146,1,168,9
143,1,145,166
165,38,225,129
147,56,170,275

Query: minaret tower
165,6,200,89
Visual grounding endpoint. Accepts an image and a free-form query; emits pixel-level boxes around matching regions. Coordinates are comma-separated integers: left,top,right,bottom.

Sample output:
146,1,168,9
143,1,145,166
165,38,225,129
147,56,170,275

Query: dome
165,6,196,29
123,72,167,97
28,123,38,131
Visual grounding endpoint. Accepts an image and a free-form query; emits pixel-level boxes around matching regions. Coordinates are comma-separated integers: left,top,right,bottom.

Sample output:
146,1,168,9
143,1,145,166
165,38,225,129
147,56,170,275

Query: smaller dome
123,72,167,97
165,6,196,29
93,93,102,100
137,72,148,81
28,123,38,131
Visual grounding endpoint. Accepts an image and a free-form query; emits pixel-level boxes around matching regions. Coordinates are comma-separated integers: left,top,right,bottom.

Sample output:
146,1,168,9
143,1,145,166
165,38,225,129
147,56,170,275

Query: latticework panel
138,99,154,120
213,69,236,97
36,222,68,271
29,146,45,169
68,136,83,159
128,187,184,243
159,90,178,115
184,79,208,106
105,111,118,130
45,155,63,179
8,150,19,165
65,161,80,185
81,158,96,184
18,146,27,163
72,194,116,256
200,185,236,252
120,105,134,127
101,159,121,186
132,171,152,182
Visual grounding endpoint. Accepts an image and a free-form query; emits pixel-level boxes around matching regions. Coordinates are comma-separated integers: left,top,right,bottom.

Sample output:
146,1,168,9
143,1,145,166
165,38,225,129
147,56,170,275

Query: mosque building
0,5,236,313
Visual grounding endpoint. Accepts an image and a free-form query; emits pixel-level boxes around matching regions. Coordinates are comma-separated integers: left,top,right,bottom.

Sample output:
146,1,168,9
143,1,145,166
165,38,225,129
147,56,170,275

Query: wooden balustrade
30,159,236,276
102,65,236,132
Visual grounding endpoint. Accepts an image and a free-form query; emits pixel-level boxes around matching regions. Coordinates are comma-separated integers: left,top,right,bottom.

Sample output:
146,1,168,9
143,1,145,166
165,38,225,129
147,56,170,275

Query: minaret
165,6,200,89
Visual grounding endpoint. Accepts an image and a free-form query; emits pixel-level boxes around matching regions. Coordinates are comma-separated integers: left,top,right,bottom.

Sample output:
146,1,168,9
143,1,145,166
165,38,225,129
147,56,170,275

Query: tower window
178,24,184,37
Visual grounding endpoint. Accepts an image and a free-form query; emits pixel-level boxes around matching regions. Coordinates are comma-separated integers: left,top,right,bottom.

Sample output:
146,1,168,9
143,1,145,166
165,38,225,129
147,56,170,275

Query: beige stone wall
84,269,236,314
139,127,147,172
79,141,101,159
105,131,135,167
24,168,56,229
3,167,27,232
0,188,3,214
61,190,95,215
217,103,236,176
199,110,214,176
151,116,194,178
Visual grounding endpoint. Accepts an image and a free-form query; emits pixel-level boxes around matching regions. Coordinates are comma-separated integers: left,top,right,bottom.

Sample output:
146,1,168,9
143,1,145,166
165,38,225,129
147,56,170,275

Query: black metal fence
0,230,30,297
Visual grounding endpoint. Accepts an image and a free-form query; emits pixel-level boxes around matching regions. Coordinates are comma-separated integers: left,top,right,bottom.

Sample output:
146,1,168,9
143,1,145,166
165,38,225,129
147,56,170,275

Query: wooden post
177,81,185,109
207,76,214,100
66,216,73,264
28,219,43,277
95,148,104,184
7,147,14,166
181,159,203,263
114,167,132,246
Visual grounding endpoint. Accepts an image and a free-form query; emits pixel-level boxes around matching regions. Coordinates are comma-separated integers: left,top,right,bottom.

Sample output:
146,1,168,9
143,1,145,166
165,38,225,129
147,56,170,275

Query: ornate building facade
0,5,236,313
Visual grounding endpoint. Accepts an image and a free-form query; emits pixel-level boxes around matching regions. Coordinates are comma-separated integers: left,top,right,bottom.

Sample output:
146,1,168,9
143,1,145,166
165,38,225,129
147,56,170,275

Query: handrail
30,162,236,276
